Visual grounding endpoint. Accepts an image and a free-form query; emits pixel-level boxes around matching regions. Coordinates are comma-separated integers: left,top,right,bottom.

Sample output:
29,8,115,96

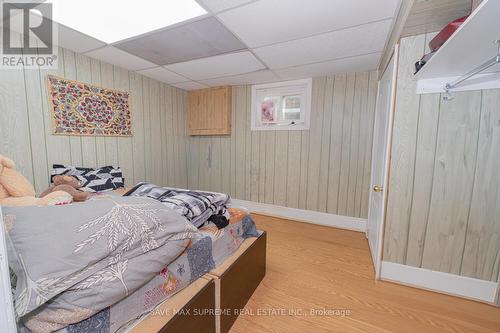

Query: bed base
128,277,215,333
128,232,267,333
159,280,216,333
209,232,267,333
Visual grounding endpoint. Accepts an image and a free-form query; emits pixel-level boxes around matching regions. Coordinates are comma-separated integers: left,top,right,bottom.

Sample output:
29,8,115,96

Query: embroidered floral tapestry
47,75,132,136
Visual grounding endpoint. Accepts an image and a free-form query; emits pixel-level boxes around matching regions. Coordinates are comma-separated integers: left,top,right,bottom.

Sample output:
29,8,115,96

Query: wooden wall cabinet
188,86,232,136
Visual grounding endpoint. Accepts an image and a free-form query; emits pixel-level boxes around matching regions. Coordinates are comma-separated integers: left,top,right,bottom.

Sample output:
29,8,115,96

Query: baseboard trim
380,261,498,304
230,199,366,233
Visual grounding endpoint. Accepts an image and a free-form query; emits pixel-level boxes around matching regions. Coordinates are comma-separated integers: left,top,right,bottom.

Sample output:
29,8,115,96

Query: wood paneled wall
0,38,189,194
0,37,376,220
384,33,500,283
186,73,378,219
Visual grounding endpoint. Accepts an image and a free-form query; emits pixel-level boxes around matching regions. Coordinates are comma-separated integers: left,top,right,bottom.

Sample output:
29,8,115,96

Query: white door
367,47,398,279
0,207,17,332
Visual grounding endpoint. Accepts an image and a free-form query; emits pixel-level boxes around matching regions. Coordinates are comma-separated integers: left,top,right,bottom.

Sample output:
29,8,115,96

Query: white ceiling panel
57,24,106,54
253,19,392,69
114,17,246,65
137,67,189,84
50,0,207,43
1,9,105,54
197,0,256,13
200,69,279,86
84,46,157,71
171,81,209,90
217,0,400,47
165,51,265,80
274,53,381,80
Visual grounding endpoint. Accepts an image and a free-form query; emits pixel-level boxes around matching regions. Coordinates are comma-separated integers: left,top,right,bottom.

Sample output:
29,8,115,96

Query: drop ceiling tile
136,67,189,84
274,53,381,80
200,70,279,86
84,46,156,71
165,51,265,80
197,0,256,13
114,17,246,65
171,81,209,90
57,24,106,53
217,0,400,47
253,20,392,69
0,8,105,53
49,0,207,44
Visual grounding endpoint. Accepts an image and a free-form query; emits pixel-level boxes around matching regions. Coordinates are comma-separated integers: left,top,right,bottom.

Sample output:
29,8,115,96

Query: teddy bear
0,154,73,207
40,175,90,202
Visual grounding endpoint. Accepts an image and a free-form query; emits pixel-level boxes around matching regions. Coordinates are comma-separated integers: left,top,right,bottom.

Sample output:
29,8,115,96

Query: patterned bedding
124,183,230,228
5,196,199,333
57,208,260,333
52,164,125,193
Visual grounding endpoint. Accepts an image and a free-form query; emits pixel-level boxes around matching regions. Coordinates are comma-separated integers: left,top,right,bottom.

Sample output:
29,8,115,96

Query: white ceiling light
48,0,207,44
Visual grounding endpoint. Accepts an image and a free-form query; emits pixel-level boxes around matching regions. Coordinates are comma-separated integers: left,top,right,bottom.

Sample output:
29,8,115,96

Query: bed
125,232,267,333
86,206,263,333
3,183,266,333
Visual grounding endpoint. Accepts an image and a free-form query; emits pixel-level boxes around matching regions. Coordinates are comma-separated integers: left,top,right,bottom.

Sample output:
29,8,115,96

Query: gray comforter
4,196,199,333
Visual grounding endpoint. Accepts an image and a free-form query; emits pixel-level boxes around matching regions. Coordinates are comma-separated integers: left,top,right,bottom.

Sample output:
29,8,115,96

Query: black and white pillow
51,164,125,193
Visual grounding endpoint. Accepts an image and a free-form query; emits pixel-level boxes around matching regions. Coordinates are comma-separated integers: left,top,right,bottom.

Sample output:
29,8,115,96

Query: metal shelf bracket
443,39,500,101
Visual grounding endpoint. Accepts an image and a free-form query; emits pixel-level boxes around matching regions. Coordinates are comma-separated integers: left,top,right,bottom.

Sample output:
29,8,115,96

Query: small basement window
251,78,312,131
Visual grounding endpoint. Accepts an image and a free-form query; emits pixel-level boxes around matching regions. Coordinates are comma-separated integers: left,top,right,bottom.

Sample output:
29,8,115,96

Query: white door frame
369,44,399,280
0,206,17,333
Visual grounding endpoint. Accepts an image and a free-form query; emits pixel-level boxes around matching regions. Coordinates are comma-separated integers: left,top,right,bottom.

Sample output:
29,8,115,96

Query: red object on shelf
429,16,468,52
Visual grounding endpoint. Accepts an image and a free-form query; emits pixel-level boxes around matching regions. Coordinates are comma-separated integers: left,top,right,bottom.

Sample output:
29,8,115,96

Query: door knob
373,185,384,193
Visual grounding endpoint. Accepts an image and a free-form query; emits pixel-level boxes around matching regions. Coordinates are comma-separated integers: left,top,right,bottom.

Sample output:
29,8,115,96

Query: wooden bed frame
129,232,267,333
210,232,267,333
129,277,216,333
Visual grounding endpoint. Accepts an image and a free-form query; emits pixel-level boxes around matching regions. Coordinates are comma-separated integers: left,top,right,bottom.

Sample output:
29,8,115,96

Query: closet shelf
415,0,500,94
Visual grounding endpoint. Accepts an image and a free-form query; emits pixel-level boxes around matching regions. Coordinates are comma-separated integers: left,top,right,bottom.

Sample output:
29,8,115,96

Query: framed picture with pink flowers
46,75,132,136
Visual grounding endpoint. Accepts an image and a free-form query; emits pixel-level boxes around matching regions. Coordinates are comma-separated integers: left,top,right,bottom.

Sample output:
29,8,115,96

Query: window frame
251,78,312,131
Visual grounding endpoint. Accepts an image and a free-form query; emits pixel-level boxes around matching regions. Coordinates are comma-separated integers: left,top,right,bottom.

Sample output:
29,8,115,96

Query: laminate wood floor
230,214,500,333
